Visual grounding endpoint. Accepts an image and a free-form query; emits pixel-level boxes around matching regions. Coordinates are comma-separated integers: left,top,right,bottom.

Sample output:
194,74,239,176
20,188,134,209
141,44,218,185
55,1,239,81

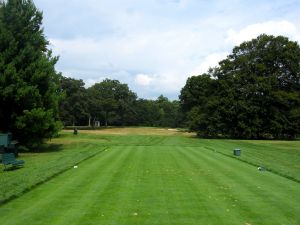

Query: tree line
1,0,300,150
0,0,182,149
60,77,183,128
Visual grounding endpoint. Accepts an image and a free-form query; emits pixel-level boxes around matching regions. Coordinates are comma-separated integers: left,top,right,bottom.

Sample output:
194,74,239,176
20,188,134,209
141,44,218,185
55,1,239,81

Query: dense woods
1,0,300,150
180,35,300,139
59,78,183,128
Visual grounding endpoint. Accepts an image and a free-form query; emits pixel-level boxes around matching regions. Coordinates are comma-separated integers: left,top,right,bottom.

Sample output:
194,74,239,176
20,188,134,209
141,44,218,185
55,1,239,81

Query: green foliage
156,95,183,127
181,34,300,139
58,76,183,128
59,77,89,126
128,96,183,127
0,0,61,148
15,108,61,147
134,99,161,126
87,79,137,126
180,74,220,136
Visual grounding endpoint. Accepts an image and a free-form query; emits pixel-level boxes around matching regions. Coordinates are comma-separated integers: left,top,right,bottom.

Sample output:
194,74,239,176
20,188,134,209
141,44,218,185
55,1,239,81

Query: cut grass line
175,146,299,224
0,147,125,225
28,147,131,225
185,147,299,207
0,147,109,206
203,146,300,184
177,147,265,222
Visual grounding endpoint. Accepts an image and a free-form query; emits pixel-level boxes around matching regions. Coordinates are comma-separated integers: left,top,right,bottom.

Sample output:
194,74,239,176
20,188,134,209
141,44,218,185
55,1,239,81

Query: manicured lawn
0,128,299,225
182,138,300,182
0,134,107,203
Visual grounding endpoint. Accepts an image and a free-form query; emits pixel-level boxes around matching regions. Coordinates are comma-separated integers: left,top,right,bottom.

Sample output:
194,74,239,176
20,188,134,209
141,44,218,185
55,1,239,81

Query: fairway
0,129,300,225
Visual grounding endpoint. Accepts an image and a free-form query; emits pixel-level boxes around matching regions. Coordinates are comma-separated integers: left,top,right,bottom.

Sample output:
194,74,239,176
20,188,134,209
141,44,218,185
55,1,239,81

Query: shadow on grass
56,133,70,138
2,166,24,172
17,143,64,154
37,144,64,153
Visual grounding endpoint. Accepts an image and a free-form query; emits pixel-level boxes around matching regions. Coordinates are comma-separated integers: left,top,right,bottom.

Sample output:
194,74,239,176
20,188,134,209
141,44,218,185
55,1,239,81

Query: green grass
0,135,107,203
0,129,300,224
188,138,300,182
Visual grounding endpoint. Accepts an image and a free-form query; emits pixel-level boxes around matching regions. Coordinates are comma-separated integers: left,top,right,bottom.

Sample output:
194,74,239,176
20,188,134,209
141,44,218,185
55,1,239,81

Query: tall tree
180,34,300,139
59,77,89,126
156,95,182,127
88,79,137,126
0,0,62,148
216,35,300,138
180,73,220,136
135,99,161,127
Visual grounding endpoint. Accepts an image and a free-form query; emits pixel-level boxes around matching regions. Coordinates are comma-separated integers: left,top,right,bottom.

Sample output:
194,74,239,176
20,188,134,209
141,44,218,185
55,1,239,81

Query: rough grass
0,138,107,203
0,128,299,225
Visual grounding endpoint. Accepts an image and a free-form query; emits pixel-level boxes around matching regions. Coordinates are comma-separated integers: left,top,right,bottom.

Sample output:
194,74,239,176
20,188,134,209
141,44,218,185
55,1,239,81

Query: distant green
0,131,299,225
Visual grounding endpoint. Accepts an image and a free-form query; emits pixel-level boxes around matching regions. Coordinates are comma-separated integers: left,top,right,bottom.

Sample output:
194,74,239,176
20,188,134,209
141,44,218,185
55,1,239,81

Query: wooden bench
1,153,25,170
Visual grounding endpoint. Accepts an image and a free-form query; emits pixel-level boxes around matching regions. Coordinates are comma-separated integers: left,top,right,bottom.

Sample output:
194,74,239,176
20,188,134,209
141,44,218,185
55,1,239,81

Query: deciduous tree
59,77,89,126
180,34,300,139
87,79,137,126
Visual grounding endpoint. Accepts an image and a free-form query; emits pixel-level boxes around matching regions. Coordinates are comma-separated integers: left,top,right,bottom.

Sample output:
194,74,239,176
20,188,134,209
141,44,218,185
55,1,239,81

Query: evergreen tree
0,0,62,148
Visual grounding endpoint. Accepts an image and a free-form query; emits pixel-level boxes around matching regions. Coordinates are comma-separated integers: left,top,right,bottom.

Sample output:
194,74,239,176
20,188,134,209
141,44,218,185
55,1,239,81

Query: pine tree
0,0,62,149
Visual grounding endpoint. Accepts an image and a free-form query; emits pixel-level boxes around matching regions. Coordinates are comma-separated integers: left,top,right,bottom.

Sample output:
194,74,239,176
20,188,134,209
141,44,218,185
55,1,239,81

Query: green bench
1,153,25,170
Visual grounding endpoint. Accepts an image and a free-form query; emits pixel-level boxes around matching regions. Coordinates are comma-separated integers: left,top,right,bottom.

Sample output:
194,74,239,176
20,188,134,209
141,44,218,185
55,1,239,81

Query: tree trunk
105,112,108,127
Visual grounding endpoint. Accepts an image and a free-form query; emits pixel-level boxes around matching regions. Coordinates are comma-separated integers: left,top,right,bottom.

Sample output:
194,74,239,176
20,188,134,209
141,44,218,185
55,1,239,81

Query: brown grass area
63,127,194,136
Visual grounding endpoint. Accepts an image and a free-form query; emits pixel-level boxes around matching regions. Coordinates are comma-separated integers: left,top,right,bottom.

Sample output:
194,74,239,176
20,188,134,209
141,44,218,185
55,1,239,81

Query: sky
34,0,300,100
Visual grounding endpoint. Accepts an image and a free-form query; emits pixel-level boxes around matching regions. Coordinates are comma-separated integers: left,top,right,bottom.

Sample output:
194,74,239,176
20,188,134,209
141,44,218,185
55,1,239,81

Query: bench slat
1,153,25,168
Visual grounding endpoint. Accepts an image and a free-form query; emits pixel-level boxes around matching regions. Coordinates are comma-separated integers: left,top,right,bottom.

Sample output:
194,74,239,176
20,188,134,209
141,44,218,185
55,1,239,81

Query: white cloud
50,20,300,99
42,0,300,100
190,52,229,76
133,71,189,99
49,26,225,98
135,74,153,86
85,77,106,88
226,20,299,45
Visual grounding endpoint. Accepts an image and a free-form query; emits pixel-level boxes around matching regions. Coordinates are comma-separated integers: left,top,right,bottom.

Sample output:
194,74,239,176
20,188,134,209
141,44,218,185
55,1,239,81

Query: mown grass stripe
53,147,134,225
179,146,300,224
0,132,299,225
0,145,108,206
174,146,249,224
0,147,124,225
203,144,300,183
188,146,300,204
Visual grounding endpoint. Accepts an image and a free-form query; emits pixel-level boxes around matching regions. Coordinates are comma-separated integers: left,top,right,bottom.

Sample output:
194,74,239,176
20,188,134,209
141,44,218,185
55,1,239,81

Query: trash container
233,148,241,156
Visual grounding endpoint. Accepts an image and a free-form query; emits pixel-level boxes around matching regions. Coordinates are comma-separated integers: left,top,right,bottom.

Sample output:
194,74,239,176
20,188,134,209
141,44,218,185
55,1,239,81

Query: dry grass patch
63,127,194,136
